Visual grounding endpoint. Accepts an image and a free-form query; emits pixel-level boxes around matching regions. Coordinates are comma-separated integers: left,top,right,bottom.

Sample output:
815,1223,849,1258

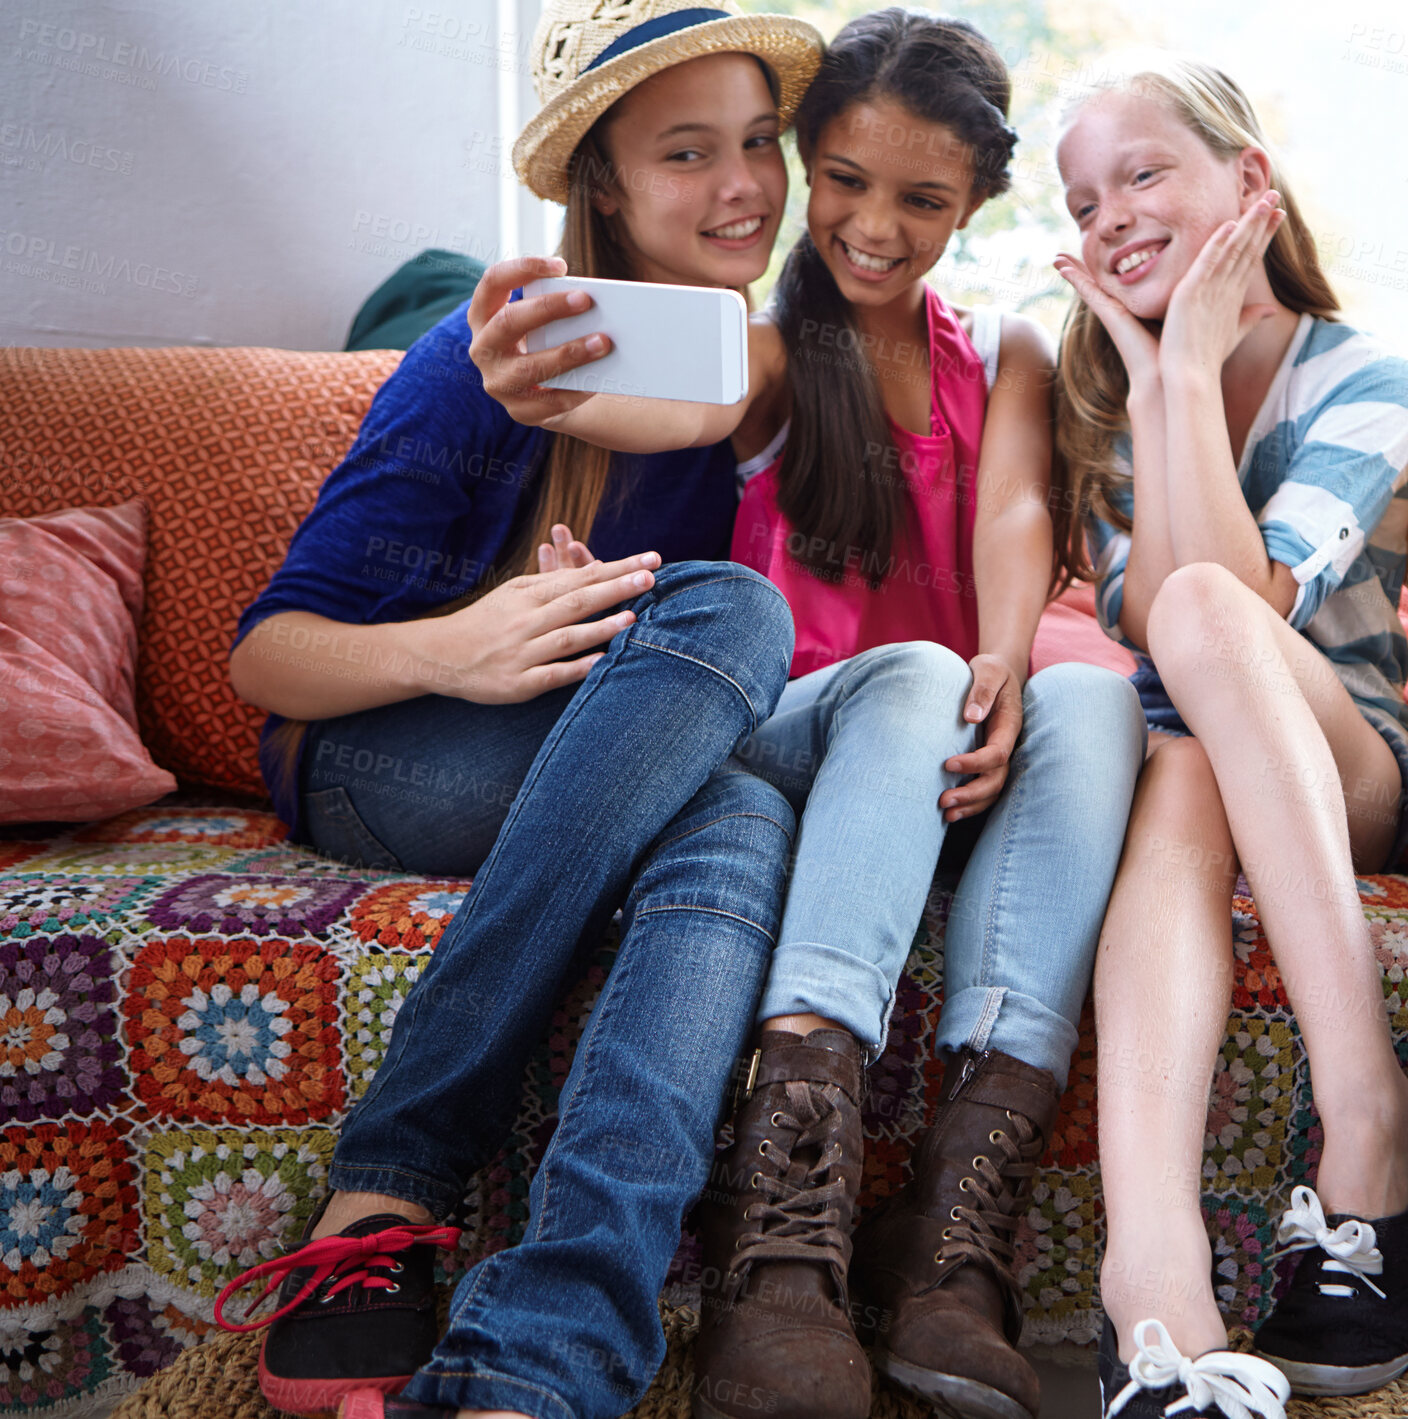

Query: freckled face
596,52,788,288
804,98,981,308
1056,90,1247,320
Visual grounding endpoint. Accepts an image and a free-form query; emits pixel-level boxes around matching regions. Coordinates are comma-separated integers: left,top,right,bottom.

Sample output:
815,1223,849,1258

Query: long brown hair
773,10,1016,585
1052,55,1340,585
501,127,636,578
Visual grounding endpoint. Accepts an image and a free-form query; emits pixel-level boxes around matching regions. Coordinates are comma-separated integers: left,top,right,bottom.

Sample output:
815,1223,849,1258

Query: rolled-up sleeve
1258,359,1408,629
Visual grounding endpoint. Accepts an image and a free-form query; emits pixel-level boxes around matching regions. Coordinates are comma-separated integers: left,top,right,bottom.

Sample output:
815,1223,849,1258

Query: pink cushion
0,501,177,823
0,345,403,794
1036,581,1408,677
1032,579,1137,677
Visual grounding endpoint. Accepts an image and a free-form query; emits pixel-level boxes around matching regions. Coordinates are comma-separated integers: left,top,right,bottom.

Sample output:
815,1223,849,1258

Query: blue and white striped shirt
1086,313,1408,737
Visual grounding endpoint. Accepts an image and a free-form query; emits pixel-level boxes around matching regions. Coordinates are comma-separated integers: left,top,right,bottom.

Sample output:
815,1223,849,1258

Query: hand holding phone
469,256,609,427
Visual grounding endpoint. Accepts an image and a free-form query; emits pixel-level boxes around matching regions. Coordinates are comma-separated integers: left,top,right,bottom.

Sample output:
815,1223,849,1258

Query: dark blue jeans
299,562,796,1419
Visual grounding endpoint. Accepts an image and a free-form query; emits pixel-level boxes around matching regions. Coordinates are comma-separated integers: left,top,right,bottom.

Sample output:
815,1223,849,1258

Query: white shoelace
1268,1184,1386,1300
1108,1319,1290,1419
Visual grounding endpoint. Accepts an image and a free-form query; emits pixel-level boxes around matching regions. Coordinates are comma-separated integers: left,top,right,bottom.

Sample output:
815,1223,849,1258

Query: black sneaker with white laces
1098,1316,1290,1419
213,1196,461,1415
1254,1183,1408,1395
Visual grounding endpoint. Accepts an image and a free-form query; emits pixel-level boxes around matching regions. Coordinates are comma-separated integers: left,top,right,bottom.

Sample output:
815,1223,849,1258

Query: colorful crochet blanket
2,802,1406,1417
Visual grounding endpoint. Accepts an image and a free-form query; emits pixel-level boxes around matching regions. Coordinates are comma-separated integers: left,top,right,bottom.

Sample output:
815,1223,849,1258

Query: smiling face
804,97,983,308
1056,89,1264,320
593,52,787,288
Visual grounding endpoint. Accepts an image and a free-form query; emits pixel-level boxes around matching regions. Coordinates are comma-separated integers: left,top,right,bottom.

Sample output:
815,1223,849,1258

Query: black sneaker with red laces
214,1198,460,1416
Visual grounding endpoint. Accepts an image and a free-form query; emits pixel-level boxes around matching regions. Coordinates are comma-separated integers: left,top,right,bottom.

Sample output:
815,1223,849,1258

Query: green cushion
344,247,486,351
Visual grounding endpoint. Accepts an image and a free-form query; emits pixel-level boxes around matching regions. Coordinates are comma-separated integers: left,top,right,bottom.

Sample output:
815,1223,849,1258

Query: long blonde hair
1052,54,1339,586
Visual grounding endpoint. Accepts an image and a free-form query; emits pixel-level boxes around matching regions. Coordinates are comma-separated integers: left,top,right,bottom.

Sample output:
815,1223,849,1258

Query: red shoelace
214,1221,461,1334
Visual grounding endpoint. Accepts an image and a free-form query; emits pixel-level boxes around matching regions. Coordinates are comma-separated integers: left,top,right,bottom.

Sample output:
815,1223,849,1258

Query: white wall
0,0,555,351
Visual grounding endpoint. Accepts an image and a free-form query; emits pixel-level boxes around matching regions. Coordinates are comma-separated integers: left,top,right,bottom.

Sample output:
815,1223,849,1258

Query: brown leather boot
850,1047,1061,1419
692,1029,871,1419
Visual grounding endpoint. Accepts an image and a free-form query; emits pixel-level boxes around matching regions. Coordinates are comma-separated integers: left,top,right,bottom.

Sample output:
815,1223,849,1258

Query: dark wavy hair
774,9,1016,583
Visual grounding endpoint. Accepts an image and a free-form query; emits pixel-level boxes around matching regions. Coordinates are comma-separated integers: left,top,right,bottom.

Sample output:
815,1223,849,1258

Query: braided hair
794,11,1015,196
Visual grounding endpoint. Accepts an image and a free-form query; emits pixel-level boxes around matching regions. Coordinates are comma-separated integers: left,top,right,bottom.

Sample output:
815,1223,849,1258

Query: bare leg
1097,733,1239,1362
764,1012,846,1035
1147,564,1408,1219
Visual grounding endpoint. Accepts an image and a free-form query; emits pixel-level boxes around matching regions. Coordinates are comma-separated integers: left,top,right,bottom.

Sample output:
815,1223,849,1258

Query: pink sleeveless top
732,288,995,680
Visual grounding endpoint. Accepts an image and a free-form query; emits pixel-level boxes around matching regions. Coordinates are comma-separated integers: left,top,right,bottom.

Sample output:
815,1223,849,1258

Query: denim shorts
1130,659,1192,739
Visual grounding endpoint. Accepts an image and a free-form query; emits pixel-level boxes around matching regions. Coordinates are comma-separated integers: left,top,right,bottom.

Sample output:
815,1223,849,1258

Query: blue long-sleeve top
232,298,739,839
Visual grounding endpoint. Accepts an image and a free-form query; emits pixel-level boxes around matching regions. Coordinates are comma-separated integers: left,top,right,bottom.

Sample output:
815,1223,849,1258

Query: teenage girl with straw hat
217,4,822,1418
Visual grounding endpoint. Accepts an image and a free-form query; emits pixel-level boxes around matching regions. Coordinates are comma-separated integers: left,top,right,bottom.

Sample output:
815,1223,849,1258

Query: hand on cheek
1053,253,1161,389
1159,191,1285,376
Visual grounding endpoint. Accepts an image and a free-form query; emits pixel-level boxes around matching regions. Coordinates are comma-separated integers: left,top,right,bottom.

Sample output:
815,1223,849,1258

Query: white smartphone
521,276,748,405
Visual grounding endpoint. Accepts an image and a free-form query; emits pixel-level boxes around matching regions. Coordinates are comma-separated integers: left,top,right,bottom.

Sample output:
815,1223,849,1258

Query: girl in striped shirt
1053,51,1408,1419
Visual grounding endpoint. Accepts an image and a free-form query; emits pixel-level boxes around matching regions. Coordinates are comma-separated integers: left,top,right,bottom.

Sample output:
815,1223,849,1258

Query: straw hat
513,0,824,205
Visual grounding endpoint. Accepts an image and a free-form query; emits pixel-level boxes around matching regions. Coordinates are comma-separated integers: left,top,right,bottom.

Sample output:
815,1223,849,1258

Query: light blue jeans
734,641,1146,1089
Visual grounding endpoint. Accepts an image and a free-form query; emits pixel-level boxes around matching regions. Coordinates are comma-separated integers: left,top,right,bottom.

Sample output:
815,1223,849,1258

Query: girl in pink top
732,280,984,677
697,16,1146,1419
